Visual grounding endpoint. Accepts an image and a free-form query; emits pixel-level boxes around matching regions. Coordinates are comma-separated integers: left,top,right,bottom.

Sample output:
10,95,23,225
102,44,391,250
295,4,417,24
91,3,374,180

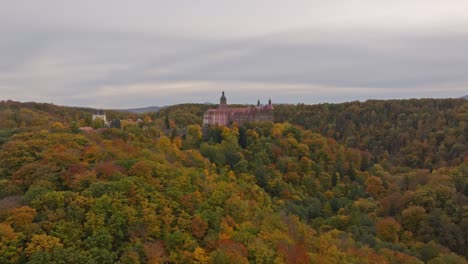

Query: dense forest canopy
0,99,467,263
274,99,467,169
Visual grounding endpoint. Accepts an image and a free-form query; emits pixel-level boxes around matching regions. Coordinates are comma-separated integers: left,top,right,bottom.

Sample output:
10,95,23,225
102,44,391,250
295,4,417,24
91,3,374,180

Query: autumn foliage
0,99,466,263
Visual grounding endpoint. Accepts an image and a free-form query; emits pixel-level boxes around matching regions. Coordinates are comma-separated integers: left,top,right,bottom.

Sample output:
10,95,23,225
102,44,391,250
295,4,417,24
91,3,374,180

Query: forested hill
149,99,467,170
0,100,134,145
0,99,467,263
0,100,133,130
274,99,468,169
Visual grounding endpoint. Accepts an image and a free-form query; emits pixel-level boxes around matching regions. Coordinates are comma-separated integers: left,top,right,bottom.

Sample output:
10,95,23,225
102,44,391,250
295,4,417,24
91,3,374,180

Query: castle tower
267,98,273,109
220,91,227,108
257,99,260,107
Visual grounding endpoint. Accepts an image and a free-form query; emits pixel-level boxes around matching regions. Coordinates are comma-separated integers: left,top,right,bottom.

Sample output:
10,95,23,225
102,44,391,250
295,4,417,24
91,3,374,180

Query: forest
0,98,467,264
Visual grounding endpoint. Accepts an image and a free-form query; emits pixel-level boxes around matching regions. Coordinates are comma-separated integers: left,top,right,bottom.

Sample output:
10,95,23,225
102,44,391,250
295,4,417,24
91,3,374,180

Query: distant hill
119,103,215,113
119,106,165,114
462,94,468,100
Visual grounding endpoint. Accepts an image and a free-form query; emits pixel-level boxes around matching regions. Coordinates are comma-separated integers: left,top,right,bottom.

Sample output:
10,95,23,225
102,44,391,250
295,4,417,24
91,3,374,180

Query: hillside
0,99,467,263
148,99,468,170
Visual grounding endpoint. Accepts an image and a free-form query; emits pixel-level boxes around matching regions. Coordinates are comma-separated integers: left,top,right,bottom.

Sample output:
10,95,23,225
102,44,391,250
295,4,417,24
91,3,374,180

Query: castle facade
203,92,274,126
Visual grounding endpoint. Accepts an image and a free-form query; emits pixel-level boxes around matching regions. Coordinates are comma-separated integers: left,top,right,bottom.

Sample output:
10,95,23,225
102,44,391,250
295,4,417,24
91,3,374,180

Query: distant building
203,91,274,126
92,109,107,125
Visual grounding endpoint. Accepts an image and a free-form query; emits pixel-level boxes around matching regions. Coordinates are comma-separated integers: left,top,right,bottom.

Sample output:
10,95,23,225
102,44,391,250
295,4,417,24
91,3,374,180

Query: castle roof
205,105,272,115
205,107,248,113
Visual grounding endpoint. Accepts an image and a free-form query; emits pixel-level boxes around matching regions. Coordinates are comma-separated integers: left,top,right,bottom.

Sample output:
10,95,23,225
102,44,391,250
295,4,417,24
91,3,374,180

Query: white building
92,109,107,124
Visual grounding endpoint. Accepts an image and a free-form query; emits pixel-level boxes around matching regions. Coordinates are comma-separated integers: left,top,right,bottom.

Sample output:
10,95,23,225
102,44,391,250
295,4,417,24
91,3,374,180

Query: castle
203,92,274,126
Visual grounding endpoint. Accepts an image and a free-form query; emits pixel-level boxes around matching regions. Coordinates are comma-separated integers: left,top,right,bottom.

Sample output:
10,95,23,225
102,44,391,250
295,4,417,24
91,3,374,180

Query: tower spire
220,91,227,107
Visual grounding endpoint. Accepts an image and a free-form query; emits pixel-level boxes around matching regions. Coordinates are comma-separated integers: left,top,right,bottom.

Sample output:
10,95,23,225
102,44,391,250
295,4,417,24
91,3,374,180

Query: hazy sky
1,0,467,108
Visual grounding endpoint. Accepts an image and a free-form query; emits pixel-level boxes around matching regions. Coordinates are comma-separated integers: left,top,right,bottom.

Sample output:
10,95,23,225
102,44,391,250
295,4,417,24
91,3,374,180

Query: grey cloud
1,1,468,108
81,30,468,89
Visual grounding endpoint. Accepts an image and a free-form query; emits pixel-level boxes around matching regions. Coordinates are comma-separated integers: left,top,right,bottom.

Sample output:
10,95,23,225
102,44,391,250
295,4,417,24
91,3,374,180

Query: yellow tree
401,206,427,235
25,234,63,256
376,217,402,243
365,176,386,199
193,247,209,264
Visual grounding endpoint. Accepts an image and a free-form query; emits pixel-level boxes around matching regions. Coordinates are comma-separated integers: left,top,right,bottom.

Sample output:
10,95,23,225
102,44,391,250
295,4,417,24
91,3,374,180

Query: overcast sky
1,0,467,108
